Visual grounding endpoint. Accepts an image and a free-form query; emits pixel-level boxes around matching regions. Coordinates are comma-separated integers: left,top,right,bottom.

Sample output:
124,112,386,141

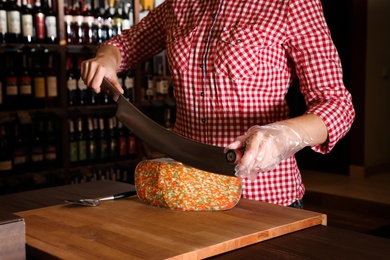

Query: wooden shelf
0,0,142,194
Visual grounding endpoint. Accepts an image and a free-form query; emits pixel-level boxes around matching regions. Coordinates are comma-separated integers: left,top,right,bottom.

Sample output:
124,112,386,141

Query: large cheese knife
101,78,237,176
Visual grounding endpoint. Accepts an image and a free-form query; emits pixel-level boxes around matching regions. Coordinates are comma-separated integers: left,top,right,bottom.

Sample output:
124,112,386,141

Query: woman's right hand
80,45,124,95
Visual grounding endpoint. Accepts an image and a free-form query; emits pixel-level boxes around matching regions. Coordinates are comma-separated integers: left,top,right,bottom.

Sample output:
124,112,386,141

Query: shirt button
200,92,204,97
200,64,204,69
236,39,242,44
204,38,208,43
201,118,206,123
211,13,216,19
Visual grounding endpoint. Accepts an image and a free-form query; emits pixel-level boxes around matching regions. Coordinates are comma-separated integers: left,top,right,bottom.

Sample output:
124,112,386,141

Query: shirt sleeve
282,0,355,154
98,1,171,73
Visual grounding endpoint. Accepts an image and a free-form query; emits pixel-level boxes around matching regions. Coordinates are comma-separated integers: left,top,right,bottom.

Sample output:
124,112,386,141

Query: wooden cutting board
17,197,326,259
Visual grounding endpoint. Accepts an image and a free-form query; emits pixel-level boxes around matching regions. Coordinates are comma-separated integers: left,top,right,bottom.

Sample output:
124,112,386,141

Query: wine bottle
86,117,98,162
21,0,34,43
77,117,87,162
44,0,58,43
122,1,132,31
113,0,122,35
71,0,84,44
164,107,174,131
90,0,98,44
122,70,134,103
32,48,46,108
13,122,29,173
98,117,108,159
33,0,46,43
64,0,74,44
68,119,78,164
108,116,118,159
85,57,99,105
104,0,115,39
94,0,106,44
117,120,127,158
88,83,99,105
0,0,7,43
5,0,22,43
100,71,109,104
82,0,95,44
19,51,34,109
45,52,58,107
66,57,77,106
0,123,13,174
30,117,44,172
155,63,169,101
44,119,57,168
143,60,155,103
127,128,137,159
76,57,88,106
4,54,19,110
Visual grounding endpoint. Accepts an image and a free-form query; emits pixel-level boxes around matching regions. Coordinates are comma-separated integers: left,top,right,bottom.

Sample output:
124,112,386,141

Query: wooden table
0,180,389,259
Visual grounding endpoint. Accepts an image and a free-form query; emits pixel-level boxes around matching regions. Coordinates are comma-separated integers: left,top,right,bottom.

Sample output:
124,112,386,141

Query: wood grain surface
209,225,390,260
17,197,326,259
0,180,136,213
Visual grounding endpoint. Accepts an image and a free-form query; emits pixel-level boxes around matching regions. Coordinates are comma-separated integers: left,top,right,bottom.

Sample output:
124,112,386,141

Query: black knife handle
226,149,243,164
113,190,137,200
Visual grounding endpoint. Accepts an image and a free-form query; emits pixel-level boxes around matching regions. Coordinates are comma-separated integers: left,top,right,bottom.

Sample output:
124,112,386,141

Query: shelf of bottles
0,109,140,194
139,53,176,129
0,45,61,111
0,0,140,195
0,0,177,194
0,0,59,45
64,0,134,46
0,111,65,194
0,0,135,46
67,114,138,185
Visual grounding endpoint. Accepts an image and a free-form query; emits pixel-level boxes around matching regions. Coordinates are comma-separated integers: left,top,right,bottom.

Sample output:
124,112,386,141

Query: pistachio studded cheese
135,158,242,211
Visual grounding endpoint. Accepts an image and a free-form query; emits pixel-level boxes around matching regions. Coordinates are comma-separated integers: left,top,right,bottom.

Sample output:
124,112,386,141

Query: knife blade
101,78,236,176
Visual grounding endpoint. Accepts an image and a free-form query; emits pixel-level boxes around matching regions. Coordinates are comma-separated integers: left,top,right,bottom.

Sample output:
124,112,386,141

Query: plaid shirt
104,0,355,206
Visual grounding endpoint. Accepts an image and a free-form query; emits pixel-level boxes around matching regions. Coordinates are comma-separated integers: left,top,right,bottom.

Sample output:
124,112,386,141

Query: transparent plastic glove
225,123,313,180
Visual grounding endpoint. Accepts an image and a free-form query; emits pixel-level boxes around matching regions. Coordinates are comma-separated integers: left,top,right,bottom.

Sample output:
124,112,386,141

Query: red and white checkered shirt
104,0,355,206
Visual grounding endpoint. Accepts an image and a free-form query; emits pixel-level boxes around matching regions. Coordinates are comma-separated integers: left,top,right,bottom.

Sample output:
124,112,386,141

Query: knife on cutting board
101,78,237,176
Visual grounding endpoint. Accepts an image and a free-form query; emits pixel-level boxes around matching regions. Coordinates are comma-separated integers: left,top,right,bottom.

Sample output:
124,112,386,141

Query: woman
81,0,355,207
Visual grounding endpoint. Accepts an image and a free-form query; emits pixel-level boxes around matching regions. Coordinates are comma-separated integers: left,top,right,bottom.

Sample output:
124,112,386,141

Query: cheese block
134,158,242,211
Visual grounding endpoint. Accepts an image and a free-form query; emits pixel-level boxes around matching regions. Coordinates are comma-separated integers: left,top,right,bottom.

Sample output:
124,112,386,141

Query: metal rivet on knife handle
226,149,243,164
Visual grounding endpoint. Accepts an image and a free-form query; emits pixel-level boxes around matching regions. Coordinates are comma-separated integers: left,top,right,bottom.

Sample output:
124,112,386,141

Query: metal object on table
64,191,137,207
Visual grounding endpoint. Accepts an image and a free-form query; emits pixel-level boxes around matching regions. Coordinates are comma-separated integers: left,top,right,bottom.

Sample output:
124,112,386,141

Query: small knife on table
65,191,137,207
